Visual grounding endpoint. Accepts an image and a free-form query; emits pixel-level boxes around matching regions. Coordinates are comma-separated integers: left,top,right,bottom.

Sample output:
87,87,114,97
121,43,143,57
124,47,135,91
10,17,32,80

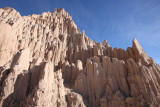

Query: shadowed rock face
0,7,160,107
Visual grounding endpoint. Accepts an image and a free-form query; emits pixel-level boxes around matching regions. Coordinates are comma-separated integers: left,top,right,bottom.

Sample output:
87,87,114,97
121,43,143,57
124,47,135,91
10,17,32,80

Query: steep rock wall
0,7,160,107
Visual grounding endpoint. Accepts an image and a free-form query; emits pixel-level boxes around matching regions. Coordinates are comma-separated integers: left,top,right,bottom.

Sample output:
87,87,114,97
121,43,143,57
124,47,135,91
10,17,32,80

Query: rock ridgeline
0,7,160,107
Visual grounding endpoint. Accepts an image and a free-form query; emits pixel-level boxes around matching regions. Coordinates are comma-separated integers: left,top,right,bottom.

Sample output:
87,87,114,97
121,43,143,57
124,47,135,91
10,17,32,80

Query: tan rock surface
0,7,160,107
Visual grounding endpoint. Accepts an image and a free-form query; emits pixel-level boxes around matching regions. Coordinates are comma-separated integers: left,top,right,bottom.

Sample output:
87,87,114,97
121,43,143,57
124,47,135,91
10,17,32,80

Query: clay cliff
0,7,160,107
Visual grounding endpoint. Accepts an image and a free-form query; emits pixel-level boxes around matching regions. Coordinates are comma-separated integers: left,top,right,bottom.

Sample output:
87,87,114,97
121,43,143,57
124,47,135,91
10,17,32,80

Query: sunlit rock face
0,7,160,107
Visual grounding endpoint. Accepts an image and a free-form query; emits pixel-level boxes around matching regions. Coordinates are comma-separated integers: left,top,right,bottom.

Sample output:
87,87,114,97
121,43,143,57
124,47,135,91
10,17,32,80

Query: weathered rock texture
0,7,160,107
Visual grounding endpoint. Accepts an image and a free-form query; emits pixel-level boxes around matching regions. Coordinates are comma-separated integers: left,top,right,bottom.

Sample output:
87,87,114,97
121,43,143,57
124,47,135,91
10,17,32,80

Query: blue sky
0,0,160,65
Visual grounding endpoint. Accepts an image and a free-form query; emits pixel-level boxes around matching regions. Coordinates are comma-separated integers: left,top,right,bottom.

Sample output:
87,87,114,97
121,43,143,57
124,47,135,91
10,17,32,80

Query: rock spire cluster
0,7,160,107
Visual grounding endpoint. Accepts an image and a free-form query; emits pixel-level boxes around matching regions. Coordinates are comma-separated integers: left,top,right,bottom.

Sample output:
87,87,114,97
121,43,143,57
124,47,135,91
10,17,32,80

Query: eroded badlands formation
0,7,160,107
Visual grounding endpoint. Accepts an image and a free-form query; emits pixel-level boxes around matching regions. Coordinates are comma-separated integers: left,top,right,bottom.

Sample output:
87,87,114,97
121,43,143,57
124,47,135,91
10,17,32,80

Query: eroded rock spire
0,7,160,107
